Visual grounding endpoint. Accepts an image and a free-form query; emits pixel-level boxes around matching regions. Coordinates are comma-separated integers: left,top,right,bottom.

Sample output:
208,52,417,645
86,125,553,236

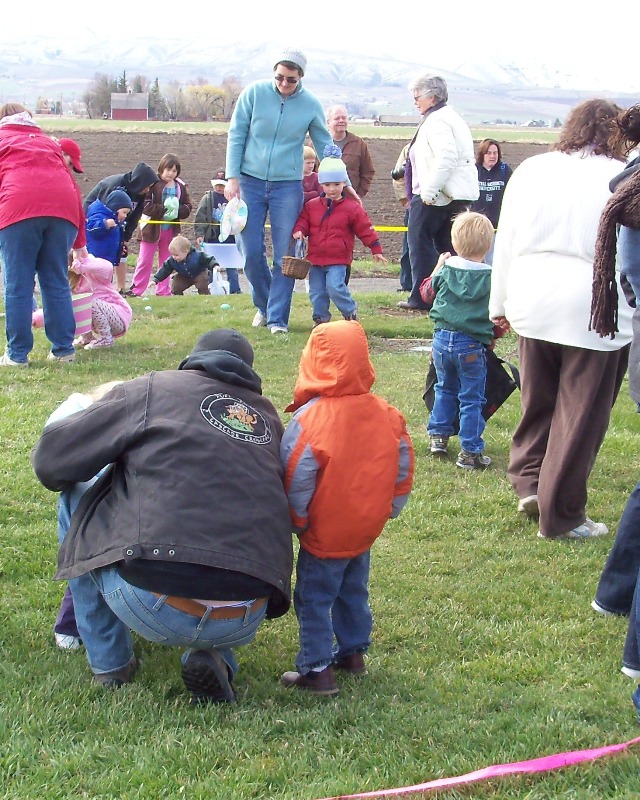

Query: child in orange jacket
279,321,414,695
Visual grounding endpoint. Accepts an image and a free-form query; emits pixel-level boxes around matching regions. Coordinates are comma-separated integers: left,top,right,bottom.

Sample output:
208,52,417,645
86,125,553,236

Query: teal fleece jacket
226,79,333,183
429,256,494,345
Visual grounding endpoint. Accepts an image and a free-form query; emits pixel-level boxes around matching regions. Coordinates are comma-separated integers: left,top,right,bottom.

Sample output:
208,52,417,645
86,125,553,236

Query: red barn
110,93,149,121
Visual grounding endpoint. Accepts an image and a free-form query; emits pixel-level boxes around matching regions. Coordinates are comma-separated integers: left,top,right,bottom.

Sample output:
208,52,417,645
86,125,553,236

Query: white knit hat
273,48,307,76
318,144,348,183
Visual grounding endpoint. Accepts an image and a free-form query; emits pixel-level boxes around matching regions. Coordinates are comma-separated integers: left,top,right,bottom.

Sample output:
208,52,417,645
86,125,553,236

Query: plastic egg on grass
220,303,231,310
145,305,152,312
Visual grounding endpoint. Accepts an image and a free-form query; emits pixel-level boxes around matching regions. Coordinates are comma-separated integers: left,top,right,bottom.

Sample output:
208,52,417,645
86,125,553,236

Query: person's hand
72,247,88,261
196,236,203,246
492,315,511,332
433,251,451,275
292,231,304,240
225,178,240,201
372,253,387,265
344,186,362,205
105,219,117,229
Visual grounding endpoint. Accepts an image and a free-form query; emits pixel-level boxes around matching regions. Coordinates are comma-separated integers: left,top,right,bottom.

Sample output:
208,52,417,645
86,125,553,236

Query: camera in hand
391,165,406,181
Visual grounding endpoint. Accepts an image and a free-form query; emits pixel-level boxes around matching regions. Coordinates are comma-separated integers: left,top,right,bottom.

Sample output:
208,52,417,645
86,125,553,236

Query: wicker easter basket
282,238,311,279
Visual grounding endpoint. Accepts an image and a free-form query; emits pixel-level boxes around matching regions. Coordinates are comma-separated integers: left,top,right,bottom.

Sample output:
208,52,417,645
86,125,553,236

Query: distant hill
0,35,635,124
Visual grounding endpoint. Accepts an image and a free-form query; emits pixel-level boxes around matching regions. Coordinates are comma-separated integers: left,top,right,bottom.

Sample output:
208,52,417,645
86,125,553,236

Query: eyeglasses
274,74,299,85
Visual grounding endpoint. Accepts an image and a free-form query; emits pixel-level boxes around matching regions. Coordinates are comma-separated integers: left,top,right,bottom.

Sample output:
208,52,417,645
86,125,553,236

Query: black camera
391,165,405,181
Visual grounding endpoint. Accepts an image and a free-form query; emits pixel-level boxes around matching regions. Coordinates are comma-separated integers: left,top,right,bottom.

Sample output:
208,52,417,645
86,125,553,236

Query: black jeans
406,196,467,308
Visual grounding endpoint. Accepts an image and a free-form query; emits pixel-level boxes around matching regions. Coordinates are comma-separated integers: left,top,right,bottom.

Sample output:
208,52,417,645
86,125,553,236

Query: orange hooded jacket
281,321,414,558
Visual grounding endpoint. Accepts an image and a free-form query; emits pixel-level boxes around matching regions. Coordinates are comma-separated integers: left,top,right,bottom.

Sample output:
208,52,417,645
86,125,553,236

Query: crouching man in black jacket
32,329,293,705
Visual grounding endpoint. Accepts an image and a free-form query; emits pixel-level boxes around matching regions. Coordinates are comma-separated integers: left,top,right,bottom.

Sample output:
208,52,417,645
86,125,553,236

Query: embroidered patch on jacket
200,394,272,444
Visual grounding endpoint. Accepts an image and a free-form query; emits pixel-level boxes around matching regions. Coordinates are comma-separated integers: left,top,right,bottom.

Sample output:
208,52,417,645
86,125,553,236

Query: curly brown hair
609,104,640,156
553,99,625,160
475,138,502,166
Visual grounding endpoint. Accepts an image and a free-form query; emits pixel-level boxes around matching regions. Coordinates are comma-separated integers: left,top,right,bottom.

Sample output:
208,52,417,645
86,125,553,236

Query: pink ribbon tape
313,736,640,799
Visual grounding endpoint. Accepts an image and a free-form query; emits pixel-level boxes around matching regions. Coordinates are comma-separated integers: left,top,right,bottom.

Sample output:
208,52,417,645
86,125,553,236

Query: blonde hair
86,381,123,402
68,269,82,292
303,146,316,161
169,235,191,255
450,211,494,261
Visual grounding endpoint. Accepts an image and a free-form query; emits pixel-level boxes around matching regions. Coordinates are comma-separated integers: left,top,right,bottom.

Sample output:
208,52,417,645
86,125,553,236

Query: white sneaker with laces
0,351,28,367
591,600,621,617
55,633,81,650
270,326,288,334
47,352,75,363
252,310,267,328
538,518,609,540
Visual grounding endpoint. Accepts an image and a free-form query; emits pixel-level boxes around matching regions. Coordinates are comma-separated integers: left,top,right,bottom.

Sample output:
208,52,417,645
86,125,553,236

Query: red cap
59,138,83,173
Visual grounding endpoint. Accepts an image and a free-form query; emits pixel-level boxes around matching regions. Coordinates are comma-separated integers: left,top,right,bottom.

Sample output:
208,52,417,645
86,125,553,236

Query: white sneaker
622,666,640,680
55,633,81,650
270,326,288,334
591,600,621,617
47,352,75,363
0,351,28,367
538,518,609,540
252,310,267,328
517,495,539,516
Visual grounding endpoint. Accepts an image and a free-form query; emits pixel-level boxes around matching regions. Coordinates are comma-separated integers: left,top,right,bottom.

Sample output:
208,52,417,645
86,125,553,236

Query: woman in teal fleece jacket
224,49,334,334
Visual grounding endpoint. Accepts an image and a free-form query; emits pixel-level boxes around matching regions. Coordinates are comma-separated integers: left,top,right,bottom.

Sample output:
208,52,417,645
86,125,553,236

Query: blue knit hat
105,189,133,212
318,144,348,184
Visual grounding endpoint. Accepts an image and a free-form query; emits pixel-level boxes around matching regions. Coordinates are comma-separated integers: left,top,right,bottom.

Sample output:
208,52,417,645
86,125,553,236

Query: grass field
37,116,558,144
1,278,639,799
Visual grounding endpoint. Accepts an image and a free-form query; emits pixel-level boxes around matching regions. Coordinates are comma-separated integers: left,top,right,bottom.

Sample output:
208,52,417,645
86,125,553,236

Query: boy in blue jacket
153,235,218,295
85,189,133,267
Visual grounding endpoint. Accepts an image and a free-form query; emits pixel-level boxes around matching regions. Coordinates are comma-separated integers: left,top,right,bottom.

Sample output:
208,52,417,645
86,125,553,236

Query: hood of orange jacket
286,321,375,412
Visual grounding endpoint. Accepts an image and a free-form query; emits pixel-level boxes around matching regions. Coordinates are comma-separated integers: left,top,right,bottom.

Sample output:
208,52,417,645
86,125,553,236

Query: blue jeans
399,209,412,291
293,548,372,674
237,174,303,329
226,268,241,294
427,330,487,453
58,489,267,678
0,217,77,362
308,265,357,322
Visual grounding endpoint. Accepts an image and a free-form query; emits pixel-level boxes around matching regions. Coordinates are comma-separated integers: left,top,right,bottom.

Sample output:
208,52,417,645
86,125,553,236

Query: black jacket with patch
32,353,293,617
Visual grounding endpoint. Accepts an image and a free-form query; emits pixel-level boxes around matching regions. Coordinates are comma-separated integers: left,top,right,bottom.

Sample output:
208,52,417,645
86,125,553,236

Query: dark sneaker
280,665,339,696
456,451,491,470
430,436,449,455
93,657,138,688
334,652,367,675
181,649,236,705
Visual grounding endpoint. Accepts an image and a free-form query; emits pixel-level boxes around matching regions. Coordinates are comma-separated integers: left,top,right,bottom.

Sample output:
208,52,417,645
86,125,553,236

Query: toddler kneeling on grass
279,321,414,696
426,211,500,470
153,234,218,295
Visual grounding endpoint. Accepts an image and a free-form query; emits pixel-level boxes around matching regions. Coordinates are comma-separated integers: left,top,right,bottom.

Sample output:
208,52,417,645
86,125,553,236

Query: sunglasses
274,74,299,85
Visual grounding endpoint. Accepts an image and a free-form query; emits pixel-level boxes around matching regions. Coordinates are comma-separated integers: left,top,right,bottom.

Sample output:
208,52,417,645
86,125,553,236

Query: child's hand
196,236,203,246
292,231,304,240
372,253,387,264
433,252,451,275
492,316,511,333
105,219,117,229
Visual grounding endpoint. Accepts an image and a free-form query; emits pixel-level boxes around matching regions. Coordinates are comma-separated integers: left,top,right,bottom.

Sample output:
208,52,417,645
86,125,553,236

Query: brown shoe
334,652,367,675
93,657,138,688
280,665,339,696
396,300,428,311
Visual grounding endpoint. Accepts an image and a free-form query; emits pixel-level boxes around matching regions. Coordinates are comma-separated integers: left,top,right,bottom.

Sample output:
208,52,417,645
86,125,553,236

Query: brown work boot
93,657,138,689
280,665,339,696
334,652,367,675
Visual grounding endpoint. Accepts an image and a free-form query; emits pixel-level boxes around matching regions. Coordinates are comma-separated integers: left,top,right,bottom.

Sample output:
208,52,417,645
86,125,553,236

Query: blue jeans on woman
0,216,77,363
237,174,303,330
308,265,357,323
58,488,267,679
293,548,372,674
427,329,487,453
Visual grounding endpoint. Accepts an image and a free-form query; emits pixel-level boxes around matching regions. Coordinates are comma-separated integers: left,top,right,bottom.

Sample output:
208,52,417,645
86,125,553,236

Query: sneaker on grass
456,451,491,470
429,436,449,455
538,518,609,540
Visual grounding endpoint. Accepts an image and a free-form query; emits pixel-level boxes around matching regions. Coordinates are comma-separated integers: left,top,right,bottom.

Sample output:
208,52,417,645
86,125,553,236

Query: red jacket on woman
0,123,86,247
293,193,382,267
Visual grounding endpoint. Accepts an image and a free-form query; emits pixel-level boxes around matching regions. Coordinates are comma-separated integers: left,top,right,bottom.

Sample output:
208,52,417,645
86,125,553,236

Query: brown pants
509,336,628,537
171,271,210,295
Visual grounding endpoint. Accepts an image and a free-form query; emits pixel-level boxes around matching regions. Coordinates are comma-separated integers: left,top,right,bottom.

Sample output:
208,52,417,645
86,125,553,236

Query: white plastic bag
208,267,229,295
220,197,248,242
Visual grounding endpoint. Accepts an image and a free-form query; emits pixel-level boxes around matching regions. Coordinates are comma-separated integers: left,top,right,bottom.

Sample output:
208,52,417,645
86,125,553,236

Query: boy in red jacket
280,321,414,695
293,145,387,326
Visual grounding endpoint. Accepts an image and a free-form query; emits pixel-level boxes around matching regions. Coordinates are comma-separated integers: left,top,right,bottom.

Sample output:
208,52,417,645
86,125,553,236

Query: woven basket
282,256,311,280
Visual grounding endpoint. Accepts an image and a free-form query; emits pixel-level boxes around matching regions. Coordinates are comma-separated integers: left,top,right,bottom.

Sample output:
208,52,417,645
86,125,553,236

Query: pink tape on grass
314,736,640,799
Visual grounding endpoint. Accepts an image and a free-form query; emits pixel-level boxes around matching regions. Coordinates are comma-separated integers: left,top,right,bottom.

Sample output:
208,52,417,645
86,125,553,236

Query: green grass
38,116,557,144
1,286,639,799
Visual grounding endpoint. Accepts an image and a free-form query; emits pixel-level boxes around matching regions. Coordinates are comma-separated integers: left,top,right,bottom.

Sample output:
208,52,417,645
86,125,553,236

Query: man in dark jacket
32,329,293,704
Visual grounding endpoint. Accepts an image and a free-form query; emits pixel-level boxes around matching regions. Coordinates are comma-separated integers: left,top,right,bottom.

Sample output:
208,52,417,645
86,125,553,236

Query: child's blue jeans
293,547,371,674
308,264,357,323
427,329,487,453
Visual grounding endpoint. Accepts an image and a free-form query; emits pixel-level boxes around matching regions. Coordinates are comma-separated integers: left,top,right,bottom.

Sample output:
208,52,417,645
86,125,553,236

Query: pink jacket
72,256,133,334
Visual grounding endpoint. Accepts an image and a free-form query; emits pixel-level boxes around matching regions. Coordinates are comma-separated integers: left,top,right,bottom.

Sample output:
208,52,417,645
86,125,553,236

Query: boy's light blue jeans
58,489,266,679
427,329,487,453
293,548,371,674
308,265,357,323
237,174,303,330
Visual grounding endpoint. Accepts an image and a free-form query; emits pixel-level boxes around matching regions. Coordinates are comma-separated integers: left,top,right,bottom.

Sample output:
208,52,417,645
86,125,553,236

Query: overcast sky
8,1,639,94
